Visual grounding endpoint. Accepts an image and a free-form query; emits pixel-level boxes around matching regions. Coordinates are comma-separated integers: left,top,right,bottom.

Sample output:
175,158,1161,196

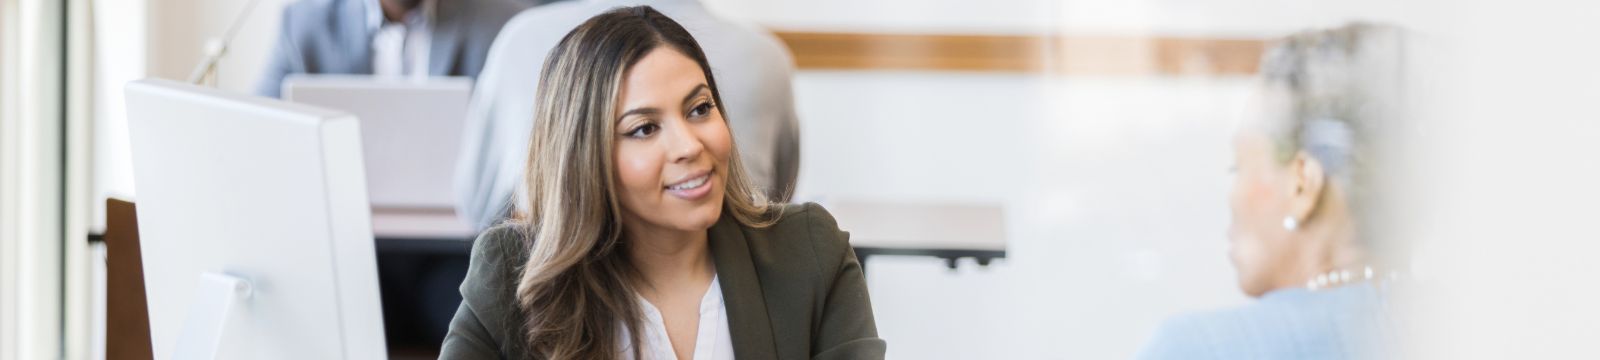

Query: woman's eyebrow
618,84,710,122
619,107,660,120
680,84,709,105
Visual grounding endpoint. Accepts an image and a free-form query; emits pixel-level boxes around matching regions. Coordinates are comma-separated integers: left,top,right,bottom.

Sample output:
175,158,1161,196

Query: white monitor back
125,78,387,359
283,75,471,210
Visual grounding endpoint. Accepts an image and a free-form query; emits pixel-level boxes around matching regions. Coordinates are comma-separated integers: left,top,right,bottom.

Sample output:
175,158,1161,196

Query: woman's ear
1287,151,1327,227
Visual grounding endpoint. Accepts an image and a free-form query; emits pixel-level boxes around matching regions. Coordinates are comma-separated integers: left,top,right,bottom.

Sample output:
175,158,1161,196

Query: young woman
439,6,884,360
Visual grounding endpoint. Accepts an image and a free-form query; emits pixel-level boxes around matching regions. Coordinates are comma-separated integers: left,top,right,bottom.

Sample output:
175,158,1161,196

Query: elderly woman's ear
1287,151,1328,228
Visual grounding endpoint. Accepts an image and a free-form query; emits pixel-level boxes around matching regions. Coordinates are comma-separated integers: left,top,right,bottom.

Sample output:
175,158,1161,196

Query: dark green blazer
439,203,886,359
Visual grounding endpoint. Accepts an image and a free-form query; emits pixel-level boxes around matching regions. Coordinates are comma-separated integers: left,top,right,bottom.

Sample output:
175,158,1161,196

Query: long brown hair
513,6,774,359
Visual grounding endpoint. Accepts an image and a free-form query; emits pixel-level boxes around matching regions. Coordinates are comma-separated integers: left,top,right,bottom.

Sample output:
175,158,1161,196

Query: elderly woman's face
1227,89,1297,297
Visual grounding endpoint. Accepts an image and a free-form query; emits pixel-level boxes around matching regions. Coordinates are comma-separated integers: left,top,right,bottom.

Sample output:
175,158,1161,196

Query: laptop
283,75,471,211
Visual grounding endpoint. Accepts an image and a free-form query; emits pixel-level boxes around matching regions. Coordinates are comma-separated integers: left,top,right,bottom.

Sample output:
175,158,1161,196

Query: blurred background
3,0,1599,359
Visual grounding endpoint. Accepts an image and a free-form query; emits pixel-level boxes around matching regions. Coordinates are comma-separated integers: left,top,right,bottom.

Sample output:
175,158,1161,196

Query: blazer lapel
428,0,463,76
709,215,780,358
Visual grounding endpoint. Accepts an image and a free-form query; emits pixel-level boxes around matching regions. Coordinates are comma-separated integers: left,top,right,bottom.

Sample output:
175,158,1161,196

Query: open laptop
283,75,472,212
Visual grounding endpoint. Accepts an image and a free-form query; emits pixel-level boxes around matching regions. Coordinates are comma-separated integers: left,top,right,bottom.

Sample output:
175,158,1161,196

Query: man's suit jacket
254,0,528,97
439,203,886,359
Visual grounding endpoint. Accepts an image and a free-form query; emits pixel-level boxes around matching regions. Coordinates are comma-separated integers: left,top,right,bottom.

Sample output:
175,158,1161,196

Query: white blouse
622,276,735,360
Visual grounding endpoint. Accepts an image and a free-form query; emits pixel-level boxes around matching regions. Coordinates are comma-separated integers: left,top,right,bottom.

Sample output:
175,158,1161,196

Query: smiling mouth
665,171,711,191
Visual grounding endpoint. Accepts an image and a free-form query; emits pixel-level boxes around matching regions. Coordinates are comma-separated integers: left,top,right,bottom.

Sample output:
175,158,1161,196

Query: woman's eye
626,123,660,138
689,102,713,118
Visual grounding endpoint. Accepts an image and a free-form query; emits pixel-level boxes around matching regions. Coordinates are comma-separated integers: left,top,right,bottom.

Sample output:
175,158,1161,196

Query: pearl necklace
1305,265,1397,291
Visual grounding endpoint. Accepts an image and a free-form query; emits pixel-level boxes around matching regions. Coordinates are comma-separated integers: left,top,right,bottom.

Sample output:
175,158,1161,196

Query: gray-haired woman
1139,23,1404,359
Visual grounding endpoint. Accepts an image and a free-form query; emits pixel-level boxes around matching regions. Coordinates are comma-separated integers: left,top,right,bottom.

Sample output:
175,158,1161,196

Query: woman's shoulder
458,223,532,336
1139,287,1393,360
755,201,849,245
765,201,841,230
471,222,533,270
1138,305,1281,360
738,202,854,273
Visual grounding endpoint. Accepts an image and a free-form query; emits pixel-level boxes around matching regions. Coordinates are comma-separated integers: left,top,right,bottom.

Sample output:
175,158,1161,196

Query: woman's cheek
615,144,662,197
702,117,734,167
1243,175,1280,221
1229,172,1279,255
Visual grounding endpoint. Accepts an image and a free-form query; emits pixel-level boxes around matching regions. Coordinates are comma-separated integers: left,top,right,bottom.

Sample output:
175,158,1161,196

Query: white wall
1397,0,1600,358
92,0,290,230
792,72,1254,358
768,1,1600,358
144,0,288,91
716,0,1222,357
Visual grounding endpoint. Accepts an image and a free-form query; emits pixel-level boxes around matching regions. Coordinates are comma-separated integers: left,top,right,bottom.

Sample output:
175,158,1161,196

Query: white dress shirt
367,0,433,77
623,276,735,360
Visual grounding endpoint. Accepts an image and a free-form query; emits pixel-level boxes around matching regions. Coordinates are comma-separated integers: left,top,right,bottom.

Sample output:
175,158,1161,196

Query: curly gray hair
1255,23,1406,262
1259,23,1403,203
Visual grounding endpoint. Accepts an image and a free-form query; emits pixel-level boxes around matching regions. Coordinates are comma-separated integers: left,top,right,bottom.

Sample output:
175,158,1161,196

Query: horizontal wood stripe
773,31,1267,75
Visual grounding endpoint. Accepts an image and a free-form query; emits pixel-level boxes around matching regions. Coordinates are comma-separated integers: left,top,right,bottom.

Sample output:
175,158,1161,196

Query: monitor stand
171,272,252,360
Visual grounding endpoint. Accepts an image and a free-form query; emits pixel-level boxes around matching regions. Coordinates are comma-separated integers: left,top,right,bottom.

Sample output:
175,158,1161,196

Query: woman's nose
663,118,704,164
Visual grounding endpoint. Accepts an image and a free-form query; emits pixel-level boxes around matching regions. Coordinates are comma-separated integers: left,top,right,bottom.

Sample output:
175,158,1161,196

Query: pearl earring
1282,216,1299,231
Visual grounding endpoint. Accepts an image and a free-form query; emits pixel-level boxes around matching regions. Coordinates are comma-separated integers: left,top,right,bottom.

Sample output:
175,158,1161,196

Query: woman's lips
664,171,713,200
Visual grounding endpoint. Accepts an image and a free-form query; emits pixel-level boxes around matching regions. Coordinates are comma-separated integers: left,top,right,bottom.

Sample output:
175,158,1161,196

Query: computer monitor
282,75,472,211
125,78,387,359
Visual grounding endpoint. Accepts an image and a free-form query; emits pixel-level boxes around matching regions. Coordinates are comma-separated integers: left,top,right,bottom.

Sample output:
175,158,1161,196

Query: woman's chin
1235,274,1274,298
674,202,724,231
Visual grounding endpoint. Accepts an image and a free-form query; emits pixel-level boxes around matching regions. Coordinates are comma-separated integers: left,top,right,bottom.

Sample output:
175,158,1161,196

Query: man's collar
365,0,436,31
364,0,383,31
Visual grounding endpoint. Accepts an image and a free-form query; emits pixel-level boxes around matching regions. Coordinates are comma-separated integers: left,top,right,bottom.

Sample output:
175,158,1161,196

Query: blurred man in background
254,0,531,97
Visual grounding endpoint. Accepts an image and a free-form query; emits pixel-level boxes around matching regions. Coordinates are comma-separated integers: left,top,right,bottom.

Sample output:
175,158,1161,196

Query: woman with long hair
439,6,884,359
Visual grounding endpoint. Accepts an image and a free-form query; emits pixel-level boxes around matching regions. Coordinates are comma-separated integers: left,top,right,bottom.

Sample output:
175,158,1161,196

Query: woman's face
1227,90,1297,297
612,47,732,235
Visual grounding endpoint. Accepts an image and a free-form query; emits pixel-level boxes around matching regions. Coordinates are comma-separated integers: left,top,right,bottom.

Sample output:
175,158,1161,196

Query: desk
823,200,1008,270
95,202,1008,267
370,203,1012,270
367,207,474,353
88,201,1003,356
372,207,474,239
370,207,475,254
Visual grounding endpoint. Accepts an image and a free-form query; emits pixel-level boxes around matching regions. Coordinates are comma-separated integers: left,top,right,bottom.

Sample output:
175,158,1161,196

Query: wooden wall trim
775,32,1047,72
773,31,1267,75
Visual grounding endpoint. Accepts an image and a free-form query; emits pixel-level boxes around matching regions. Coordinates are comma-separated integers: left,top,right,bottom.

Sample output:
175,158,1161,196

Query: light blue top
1137,283,1397,360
